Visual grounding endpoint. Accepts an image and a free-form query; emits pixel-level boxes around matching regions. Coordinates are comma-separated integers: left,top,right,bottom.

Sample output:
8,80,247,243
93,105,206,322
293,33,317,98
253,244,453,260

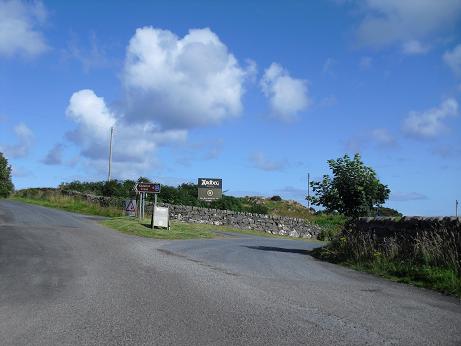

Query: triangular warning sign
125,200,136,212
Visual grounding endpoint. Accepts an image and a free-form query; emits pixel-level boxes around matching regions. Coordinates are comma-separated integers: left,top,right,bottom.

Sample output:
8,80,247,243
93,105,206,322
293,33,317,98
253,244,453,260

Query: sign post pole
151,194,157,229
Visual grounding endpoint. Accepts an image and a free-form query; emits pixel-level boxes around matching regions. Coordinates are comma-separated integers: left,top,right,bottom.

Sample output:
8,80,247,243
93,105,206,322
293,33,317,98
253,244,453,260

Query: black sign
135,182,161,193
198,178,222,201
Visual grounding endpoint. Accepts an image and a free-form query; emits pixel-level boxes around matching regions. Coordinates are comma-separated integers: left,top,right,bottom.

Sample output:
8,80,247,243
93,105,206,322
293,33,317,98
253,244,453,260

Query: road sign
124,199,137,217
135,182,161,193
152,206,169,229
198,178,222,202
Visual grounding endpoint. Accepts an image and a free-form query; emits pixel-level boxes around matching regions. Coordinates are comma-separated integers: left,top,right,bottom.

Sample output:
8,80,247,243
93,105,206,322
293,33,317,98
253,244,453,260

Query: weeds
312,225,461,297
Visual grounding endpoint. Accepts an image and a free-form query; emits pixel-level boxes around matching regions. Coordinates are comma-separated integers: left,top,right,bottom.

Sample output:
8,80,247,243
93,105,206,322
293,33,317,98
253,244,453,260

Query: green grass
12,195,122,217
101,216,323,241
102,217,216,239
310,235,461,298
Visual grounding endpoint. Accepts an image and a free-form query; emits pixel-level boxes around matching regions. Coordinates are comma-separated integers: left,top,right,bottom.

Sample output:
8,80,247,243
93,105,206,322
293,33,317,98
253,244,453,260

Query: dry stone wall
159,203,322,238
354,216,460,237
58,189,322,238
354,217,461,255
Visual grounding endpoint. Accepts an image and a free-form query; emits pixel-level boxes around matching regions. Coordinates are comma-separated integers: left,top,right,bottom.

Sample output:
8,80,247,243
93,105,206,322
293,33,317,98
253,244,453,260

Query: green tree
0,152,14,197
308,154,390,218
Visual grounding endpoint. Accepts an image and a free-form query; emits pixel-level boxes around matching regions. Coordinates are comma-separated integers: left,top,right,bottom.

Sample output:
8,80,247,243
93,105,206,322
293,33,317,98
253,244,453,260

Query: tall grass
13,189,123,217
314,226,461,297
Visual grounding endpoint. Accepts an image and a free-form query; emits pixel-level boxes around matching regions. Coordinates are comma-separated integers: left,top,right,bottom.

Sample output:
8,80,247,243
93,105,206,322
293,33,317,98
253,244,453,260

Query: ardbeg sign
198,178,222,202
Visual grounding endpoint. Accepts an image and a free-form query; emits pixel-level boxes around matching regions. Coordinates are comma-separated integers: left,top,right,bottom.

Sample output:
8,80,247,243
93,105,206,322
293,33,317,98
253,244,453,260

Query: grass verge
310,229,461,298
101,217,322,240
102,217,216,240
12,195,122,217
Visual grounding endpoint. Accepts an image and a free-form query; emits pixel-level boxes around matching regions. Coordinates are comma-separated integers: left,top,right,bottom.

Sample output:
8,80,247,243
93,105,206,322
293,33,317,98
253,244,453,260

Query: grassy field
310,229,461,298
101,217,313,240
12,195,122,217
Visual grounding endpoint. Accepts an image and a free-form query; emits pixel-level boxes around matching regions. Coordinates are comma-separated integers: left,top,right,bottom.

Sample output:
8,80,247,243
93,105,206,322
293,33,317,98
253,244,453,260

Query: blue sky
1,0,460,216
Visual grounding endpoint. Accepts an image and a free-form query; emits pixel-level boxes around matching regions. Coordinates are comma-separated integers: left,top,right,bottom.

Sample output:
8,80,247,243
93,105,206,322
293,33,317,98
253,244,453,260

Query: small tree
0,152,14,197
308,154,390,218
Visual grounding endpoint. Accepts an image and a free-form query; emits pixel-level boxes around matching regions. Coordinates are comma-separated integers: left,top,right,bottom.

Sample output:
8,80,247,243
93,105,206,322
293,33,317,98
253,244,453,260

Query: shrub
270,195,282,201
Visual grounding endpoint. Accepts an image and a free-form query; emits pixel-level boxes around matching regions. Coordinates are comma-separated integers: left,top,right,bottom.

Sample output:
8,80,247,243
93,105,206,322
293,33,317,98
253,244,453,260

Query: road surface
0,200,460,345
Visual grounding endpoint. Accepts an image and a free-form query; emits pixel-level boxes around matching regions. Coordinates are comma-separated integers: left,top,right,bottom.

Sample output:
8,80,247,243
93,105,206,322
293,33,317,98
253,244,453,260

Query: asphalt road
1,200,460,345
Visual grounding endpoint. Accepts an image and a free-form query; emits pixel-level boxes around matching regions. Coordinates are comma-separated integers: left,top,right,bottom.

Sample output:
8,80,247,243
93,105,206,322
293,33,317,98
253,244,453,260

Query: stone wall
55,189,321,238
354,216,461,238
158,203,322,238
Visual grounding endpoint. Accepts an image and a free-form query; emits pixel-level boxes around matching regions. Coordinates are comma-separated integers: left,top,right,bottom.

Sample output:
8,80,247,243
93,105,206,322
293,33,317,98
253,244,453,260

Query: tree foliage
59,179,269,214
0,152,14,197
308,154,390,218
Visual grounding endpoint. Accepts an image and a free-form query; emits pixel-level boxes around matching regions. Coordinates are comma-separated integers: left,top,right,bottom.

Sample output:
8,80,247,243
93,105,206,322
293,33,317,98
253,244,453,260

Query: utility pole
108,126,113,182
456,199,459,218
307,172,310,210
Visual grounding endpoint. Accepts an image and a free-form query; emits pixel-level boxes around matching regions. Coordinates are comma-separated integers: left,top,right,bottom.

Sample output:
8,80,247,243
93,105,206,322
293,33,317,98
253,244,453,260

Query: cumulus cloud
260,63,309,121
0,123,33,158
345,0,461,49
66,89,187,175
249,152,286,171
122,27,247,129
42,143,64,165
443,44,461,76
402,98,458,139
64,27,253,177
0,0,48,57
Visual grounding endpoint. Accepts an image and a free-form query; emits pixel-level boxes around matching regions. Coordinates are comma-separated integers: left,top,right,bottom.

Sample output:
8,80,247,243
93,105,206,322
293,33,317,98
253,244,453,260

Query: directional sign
198,178,222,202
135,182,161,193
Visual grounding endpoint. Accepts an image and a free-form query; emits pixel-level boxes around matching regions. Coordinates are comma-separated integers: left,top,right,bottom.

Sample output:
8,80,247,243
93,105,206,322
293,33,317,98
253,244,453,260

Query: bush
270,195,282,201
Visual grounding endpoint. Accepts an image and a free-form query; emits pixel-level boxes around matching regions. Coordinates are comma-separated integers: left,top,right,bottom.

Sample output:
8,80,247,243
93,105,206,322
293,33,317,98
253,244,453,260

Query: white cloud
42,143,64,165
0,0,48,57
249,152,286,171
0,122,33,158
122,27,247,129
402,40,429,55
402,98,458,139
65,27,251,177
347,0,461,49
443,44,461,76
260,63,309,121
66,89,186,176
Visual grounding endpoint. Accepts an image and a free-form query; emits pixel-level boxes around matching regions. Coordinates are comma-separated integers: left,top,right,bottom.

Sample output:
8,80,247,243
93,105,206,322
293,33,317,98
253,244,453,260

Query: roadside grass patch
102,217,322,241
12,195,122,217
102,217,216,240
310,228,461,297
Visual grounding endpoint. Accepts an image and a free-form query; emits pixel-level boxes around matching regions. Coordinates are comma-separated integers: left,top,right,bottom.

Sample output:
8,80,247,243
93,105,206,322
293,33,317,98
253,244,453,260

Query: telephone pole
307,172,310,209
108,127,113,182
456,200,459,218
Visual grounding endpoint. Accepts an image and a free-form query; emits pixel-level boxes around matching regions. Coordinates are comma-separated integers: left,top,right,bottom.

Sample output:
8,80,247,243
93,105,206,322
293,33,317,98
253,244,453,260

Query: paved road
0,200,460,345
